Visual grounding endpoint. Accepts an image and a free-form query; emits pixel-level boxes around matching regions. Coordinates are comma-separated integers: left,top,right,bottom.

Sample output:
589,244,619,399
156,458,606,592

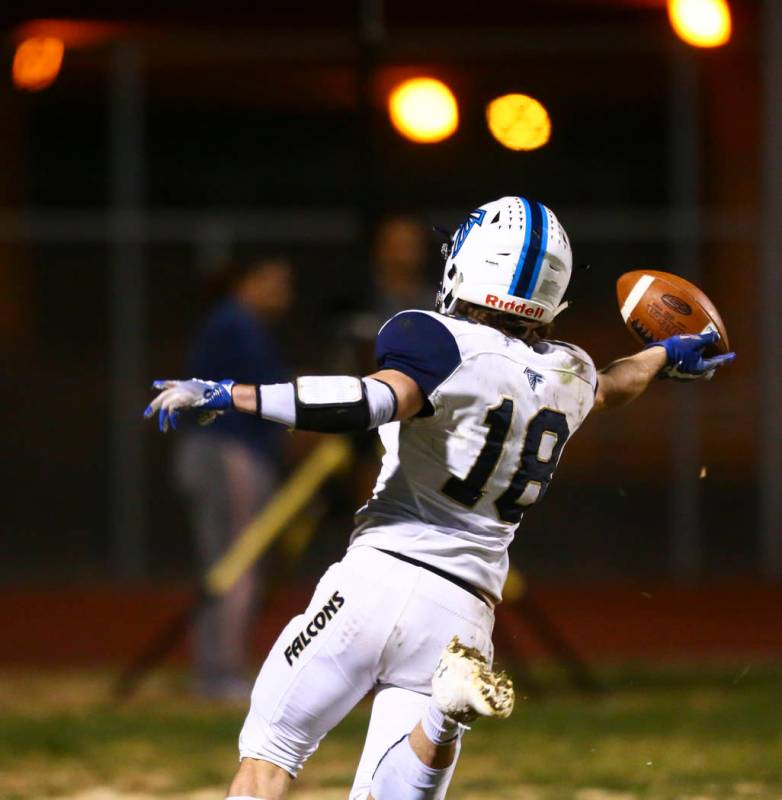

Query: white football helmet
436,196,573,325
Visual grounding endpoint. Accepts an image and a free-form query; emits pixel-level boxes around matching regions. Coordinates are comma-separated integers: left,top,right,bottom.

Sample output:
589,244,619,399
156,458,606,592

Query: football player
145,197,734,800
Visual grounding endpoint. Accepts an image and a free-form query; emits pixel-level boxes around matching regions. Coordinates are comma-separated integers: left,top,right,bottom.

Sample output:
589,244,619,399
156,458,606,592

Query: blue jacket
187,299,288,460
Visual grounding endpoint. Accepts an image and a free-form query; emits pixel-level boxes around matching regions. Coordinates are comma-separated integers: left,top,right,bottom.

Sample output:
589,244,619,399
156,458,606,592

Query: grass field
1,665,780,800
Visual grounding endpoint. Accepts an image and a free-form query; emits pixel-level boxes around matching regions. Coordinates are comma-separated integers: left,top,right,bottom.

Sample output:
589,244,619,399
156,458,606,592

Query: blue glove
647,331,735,380
143,378,235,432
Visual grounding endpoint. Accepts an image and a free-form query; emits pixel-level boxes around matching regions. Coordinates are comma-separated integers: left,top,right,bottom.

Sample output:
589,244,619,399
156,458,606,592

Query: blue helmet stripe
522,203,548,299
509,198,535,295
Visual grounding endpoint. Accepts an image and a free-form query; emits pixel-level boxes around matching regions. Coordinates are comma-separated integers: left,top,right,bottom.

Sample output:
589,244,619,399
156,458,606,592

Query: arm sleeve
375,312,461,408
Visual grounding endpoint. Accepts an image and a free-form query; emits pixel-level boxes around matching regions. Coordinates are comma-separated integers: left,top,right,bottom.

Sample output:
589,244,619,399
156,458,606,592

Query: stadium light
388,77,459,144
667,0,732,48
12,36,65,91
486,94,551,152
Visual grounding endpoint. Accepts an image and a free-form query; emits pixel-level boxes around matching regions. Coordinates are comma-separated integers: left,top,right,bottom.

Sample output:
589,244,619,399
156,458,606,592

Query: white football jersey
350,310,597,602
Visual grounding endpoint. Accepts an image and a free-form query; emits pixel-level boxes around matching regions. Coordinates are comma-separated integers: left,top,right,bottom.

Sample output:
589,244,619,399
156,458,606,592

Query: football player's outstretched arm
144,369,424,433
593,348,666,411
593,331,735,412
230,369,424,421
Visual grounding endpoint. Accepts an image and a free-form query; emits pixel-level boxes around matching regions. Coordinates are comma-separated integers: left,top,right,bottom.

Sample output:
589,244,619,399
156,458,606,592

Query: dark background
0,1,773,589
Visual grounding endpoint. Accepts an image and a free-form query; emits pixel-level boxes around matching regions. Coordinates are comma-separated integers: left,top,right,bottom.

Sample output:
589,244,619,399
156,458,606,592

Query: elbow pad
293,376,395,432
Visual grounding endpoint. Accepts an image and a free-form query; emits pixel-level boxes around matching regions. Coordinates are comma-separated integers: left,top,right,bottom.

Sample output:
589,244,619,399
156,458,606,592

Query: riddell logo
485,294,544,318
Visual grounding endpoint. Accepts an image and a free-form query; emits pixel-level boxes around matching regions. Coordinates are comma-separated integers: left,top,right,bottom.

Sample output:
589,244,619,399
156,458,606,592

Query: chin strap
550,300,570,320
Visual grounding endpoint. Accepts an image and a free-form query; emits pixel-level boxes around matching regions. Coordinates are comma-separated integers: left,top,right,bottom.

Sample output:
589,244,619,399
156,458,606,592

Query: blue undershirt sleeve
375,312,461,408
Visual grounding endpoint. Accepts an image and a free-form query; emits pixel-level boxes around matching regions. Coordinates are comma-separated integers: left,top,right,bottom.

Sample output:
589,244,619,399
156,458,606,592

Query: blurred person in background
371,215,433,319
175,255,292,701
342,215,434,369
336,214,436,503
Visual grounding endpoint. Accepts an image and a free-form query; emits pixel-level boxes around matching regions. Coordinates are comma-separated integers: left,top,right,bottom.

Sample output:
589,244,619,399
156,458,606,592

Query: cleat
431,636,515,724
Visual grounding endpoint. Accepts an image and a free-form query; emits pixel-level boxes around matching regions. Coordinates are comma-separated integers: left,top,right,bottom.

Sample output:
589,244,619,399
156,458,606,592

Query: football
616,270,730,355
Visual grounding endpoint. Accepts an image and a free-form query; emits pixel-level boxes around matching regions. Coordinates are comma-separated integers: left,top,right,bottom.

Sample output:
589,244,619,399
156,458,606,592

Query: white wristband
259,382,296,426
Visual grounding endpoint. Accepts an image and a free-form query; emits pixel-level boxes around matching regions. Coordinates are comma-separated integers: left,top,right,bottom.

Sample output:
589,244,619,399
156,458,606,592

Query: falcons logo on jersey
525,367,544,391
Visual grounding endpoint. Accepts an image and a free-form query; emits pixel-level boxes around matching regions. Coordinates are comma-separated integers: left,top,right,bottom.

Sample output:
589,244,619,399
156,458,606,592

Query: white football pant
238,546,494,799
